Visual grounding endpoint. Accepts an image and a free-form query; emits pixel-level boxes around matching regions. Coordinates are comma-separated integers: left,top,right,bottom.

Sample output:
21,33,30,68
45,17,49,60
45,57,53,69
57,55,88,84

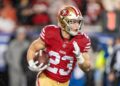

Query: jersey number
47,51,74,76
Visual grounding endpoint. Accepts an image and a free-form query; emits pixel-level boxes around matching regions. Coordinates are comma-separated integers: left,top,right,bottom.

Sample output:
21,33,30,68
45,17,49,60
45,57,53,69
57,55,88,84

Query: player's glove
28,59,48,72
73,41,85,64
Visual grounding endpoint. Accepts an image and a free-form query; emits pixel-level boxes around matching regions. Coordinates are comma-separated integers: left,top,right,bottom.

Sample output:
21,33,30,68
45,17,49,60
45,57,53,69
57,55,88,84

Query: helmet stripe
70,6,80,16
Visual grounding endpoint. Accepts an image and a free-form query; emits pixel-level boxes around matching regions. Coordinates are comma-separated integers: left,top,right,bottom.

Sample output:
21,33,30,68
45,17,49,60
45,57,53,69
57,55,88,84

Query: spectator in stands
69,65,86,86
1,0,16,22
31,0,51,25
114,0,120,11
0,0,16,33
85,0,102,24
100,0,120,34
21,49,37,86
5,27,29,86
108,35,120,86
17,0,33,25
72,0,87,15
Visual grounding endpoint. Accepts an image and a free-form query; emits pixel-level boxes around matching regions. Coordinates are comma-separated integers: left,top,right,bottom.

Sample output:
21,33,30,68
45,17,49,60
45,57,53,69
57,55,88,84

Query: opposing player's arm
27,38,45,61
78,52,91,72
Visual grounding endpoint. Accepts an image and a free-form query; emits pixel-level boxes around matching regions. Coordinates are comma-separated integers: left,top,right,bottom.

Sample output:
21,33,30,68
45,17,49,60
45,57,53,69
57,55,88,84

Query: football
34,50,49,67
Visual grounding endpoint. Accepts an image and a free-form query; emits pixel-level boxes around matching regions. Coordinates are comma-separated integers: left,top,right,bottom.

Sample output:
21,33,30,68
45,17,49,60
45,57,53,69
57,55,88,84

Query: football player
27,6,91,86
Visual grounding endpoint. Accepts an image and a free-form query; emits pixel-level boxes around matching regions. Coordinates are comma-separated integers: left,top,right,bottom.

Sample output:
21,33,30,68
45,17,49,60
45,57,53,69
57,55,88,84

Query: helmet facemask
63,16,84,36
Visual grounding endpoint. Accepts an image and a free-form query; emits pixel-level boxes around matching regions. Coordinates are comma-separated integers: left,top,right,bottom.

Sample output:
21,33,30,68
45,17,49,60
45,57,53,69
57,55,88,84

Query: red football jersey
40,25,91,82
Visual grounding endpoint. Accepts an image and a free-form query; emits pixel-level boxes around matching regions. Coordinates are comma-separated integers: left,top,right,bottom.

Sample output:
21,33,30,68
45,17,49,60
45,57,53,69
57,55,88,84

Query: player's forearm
78,53,91,72
27,38,45,61
27,43,37,61
78,60,91,72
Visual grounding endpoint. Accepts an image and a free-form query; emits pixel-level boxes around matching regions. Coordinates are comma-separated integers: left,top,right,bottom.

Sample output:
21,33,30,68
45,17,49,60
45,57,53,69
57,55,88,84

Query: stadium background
0,0,120,86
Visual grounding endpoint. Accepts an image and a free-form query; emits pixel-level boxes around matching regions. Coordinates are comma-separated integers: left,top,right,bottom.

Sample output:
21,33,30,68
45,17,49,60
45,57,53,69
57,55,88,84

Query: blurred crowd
0,0,120,86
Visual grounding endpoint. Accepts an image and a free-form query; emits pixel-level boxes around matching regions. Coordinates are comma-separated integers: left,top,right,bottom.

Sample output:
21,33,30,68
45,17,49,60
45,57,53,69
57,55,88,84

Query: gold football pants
36,73,69,86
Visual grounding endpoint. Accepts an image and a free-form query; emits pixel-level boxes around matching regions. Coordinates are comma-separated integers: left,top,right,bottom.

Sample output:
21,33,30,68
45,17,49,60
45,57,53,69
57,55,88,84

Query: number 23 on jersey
46,51,74,76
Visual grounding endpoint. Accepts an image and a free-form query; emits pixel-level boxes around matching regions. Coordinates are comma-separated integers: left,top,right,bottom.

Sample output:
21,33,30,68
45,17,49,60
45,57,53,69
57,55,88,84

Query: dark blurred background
0,0,120,86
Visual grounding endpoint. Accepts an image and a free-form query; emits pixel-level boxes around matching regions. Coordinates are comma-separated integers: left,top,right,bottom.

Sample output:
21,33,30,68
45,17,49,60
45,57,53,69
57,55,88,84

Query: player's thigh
58,81,69,86
36,73,56,86
36,73,69,86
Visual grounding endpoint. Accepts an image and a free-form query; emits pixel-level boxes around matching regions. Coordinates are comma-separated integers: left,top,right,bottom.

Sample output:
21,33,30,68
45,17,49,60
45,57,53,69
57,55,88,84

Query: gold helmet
58,6,84,36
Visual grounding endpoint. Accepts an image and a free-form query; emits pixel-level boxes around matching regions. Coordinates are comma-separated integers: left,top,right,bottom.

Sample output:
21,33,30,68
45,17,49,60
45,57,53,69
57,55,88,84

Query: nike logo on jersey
62,43,67,48
59,50,66,54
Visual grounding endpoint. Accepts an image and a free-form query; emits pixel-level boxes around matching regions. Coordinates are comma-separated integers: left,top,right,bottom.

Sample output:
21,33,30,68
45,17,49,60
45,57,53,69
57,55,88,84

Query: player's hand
28,60,48,72
73,41,84,64
73,41,80,57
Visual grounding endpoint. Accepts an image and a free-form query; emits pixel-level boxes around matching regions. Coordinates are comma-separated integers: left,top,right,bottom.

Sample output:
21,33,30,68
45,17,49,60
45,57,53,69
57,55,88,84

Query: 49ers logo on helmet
60,9,69,16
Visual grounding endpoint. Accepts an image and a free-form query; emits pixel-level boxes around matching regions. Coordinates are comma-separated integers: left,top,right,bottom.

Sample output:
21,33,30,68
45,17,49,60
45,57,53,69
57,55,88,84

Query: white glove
28,60,48,72
73,41,84,64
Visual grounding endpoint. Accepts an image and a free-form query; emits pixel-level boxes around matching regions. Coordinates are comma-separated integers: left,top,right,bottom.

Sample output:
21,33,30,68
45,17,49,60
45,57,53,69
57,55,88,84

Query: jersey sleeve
39,25,58,45
77,33,91,53
40,26,47,42
83,40,91,52
82,34,91,52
